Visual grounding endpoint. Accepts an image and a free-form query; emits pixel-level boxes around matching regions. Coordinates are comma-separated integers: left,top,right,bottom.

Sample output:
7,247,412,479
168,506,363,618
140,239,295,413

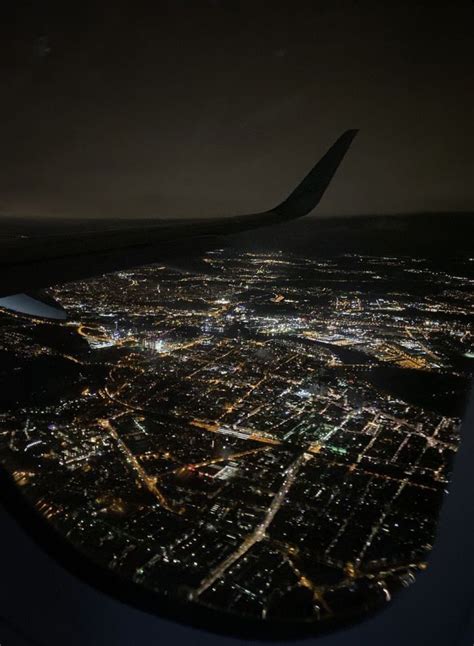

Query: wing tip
273,128,359,220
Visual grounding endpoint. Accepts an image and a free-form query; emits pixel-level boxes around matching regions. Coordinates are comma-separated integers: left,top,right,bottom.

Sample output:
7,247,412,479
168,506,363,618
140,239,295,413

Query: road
189,451,309,600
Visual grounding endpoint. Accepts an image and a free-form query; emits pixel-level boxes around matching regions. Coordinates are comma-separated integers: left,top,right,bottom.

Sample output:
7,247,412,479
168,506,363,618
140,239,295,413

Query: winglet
273,129,358,220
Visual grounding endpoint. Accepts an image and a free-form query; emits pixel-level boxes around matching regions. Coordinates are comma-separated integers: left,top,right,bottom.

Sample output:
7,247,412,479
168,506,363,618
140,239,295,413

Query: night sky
0,1,473,220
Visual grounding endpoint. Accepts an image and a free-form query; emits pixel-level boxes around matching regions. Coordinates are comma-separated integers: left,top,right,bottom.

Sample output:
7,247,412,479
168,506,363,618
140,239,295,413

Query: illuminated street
0,250,472,625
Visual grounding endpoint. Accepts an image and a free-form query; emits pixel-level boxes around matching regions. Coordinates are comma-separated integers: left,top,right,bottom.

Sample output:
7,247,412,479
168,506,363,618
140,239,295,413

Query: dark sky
0,1,473,220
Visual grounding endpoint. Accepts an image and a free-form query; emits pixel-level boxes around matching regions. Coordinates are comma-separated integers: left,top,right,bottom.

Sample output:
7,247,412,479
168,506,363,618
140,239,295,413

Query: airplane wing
0,129,357,319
